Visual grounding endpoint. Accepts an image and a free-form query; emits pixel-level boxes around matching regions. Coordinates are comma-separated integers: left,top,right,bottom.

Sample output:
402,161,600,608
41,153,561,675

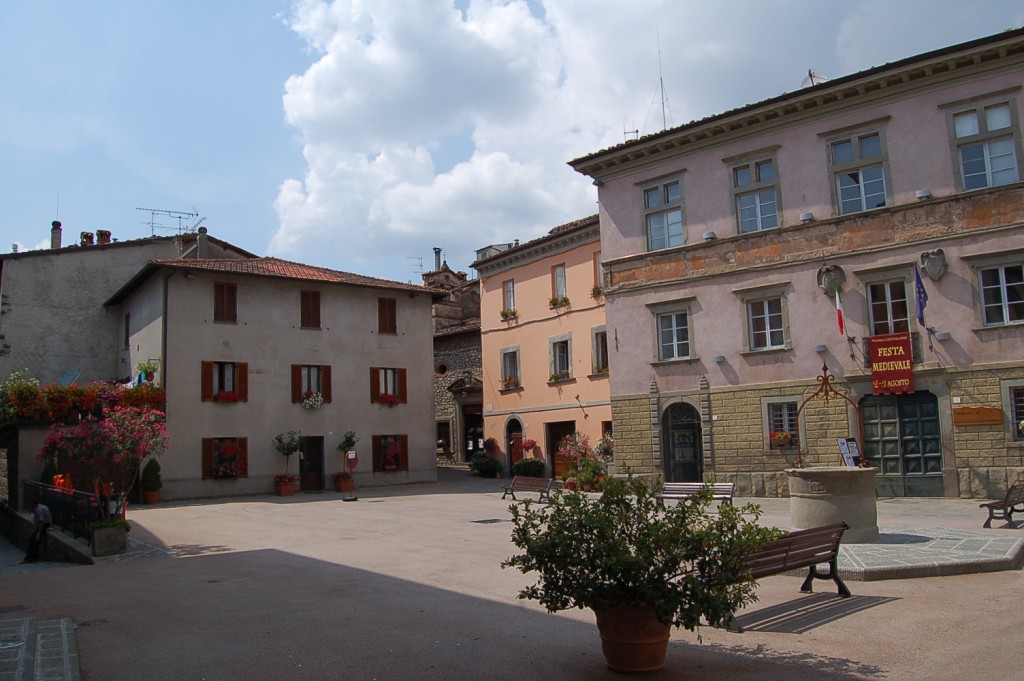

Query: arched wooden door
662,402,703,483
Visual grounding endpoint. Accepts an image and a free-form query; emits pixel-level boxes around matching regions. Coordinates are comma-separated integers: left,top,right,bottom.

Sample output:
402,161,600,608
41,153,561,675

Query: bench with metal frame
979,482,1024,528
727,521,851,632
658,482,735,504
501,476,555,501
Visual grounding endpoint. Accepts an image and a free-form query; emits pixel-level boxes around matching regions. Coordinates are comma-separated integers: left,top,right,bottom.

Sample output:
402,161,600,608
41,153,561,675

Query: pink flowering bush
38,406,169,520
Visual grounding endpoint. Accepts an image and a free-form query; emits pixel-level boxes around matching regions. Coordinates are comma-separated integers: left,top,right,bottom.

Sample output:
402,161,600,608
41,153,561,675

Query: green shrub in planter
140,458,163,492
512,458,546,478
469,454,503,478
503,475,781,630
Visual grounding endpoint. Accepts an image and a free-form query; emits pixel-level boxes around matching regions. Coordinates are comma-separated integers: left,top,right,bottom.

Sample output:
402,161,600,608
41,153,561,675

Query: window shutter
226,284,237,322
237,438,249,477
322,365,332,403
236,363,249,402
378,299,387,332
291,365,302,403
398,368,408,403
378,298,396,333
372,435,382,471
214,284,224,321
202,438,214,479
399,434,409,470
370,367,380,403
201,362,214,401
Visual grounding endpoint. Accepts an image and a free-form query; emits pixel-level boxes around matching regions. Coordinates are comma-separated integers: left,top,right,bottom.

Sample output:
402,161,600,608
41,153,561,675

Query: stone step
0,618,79,681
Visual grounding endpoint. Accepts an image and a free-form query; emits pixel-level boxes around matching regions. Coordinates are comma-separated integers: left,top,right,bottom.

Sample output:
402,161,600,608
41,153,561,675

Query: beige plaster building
570,29,1024,498
474,215,611,478
107,257,442,499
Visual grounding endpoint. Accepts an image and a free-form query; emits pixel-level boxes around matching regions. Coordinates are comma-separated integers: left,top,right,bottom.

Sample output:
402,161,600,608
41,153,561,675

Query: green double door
861,392,943,497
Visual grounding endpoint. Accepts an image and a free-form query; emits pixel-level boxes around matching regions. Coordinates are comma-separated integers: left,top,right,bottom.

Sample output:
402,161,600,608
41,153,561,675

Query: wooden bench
979,482,1024,528
658,482,735,504
501,476,554,501
727,522,851,632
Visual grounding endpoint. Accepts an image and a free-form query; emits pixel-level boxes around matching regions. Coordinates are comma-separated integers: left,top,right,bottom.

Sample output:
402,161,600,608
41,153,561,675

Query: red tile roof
149,257,442,295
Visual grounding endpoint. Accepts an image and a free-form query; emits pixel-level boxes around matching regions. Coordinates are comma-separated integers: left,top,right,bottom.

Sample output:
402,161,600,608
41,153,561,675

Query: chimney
96,229,111,245
433,247,442,271
80,232,95,246
196,226,209,258
50,221,62,249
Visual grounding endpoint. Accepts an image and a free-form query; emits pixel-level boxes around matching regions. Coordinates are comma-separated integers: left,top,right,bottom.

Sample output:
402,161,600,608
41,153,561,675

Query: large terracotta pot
593,603,672,674
142,489,161,505
275,481,297,497
334,477,354,493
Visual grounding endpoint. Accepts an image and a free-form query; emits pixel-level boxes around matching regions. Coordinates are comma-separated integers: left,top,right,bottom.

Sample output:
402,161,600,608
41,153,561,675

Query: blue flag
915,265,928,326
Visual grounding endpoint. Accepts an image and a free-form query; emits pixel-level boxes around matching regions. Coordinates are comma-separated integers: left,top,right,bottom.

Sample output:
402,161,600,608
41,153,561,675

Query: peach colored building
474,216,611,478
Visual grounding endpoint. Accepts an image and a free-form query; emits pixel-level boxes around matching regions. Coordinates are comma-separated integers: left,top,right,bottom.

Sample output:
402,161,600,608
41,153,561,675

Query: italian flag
835,280,845,336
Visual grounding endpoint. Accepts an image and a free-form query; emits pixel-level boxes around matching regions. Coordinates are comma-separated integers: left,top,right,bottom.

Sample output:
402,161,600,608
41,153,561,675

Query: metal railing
22,480,103,541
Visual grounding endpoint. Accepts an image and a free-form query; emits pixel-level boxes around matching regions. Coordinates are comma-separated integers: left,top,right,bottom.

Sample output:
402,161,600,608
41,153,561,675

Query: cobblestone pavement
1,470,1022,681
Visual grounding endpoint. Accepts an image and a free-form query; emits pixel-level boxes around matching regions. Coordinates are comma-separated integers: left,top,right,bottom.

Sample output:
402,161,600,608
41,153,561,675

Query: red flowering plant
521,439,537,451
379,393,401,407
38,406,168,523
215,390,239,403
383,438,401,470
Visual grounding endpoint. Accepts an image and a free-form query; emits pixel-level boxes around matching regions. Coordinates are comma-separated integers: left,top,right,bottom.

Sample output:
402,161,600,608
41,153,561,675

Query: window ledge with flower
500,376,521,391
378,393,401,408
214,390,239,403
769,431,797,450
301,391,324,409
549,296,570,309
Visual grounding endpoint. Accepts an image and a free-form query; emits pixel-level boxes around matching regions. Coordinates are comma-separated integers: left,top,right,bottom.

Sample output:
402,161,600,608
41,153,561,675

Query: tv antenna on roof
406,256,423,281
636,27,673,136
135,207,199,235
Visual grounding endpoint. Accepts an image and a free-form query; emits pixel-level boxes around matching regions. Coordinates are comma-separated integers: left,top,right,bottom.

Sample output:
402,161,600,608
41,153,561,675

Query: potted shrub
140,458,163,504
504,475,780,673
469,453,503,478
137,360,160,383
334,431,360,491
272,430,303,496
512,458,546,478
331,470,355,493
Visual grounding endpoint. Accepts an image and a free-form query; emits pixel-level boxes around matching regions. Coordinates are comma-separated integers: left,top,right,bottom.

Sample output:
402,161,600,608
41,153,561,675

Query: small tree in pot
503,475,780,673
272,430,303,495
140,458,163,504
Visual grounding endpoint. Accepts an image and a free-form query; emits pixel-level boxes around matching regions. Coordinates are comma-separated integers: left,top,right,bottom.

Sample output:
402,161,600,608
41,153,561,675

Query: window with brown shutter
372,434,408,472
378,297,397,334
292,364,331,404
370,367,407,404
214,282,237,323
202,361,248,402
202,436,249,479
300,290,321,329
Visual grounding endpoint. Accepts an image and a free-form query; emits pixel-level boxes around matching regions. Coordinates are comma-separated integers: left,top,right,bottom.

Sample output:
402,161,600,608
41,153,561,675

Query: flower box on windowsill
214,391,239,403
378,393,401,408
549,296,570,309
769,432,796,450
301,391,324,409
548,373,573,384
500,308,518,320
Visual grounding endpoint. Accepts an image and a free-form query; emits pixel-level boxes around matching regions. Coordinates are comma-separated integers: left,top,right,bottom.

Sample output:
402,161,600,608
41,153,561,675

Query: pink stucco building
570,29,1024,498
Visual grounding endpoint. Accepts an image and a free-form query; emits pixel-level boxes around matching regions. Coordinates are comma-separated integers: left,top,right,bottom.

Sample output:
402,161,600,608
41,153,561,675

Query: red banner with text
870,332,914,395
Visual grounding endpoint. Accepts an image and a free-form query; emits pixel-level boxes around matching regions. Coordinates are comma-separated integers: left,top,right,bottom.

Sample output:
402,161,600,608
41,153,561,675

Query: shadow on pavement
733,592,899,634
4,548,878,681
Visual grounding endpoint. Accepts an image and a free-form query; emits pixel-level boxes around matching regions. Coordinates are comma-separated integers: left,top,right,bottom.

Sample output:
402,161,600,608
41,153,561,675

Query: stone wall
612,366,1024,499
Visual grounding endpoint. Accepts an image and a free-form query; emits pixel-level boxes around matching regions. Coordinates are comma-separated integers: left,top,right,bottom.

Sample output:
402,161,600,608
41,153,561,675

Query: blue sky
2,1,1023,283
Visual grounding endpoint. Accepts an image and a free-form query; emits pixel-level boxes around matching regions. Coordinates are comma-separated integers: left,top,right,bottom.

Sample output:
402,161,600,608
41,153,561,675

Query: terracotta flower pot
334,478,354,493
593,603,672,674
142,489,161,505
275,481,297,496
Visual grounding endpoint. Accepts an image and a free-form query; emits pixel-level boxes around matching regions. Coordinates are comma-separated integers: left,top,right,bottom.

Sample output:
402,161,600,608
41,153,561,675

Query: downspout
161,270,174,390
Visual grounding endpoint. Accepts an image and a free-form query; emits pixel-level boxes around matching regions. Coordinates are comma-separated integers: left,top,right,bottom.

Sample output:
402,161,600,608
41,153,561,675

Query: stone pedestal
787,467,879,543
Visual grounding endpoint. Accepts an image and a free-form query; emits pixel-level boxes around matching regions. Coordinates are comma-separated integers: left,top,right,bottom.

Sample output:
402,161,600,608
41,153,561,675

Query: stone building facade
423,252,482,464
571,29,1024,498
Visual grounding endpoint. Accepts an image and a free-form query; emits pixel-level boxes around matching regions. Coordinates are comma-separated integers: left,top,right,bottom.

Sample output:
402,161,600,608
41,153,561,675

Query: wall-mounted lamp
800,212,815,223
702,231,717,241
184,271,196,279
915,188,934,200
712,355,727,363
934,331,952,341
813,344,828,353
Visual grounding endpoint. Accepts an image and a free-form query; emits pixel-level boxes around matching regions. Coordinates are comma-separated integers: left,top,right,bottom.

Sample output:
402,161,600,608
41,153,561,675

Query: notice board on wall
837,438,862,467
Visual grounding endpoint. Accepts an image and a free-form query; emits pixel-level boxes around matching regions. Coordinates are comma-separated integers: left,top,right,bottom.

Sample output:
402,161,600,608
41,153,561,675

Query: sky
2,1,1023,284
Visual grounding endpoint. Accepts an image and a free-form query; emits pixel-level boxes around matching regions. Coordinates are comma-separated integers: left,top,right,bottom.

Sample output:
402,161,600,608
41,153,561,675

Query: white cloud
270,0,1024,279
